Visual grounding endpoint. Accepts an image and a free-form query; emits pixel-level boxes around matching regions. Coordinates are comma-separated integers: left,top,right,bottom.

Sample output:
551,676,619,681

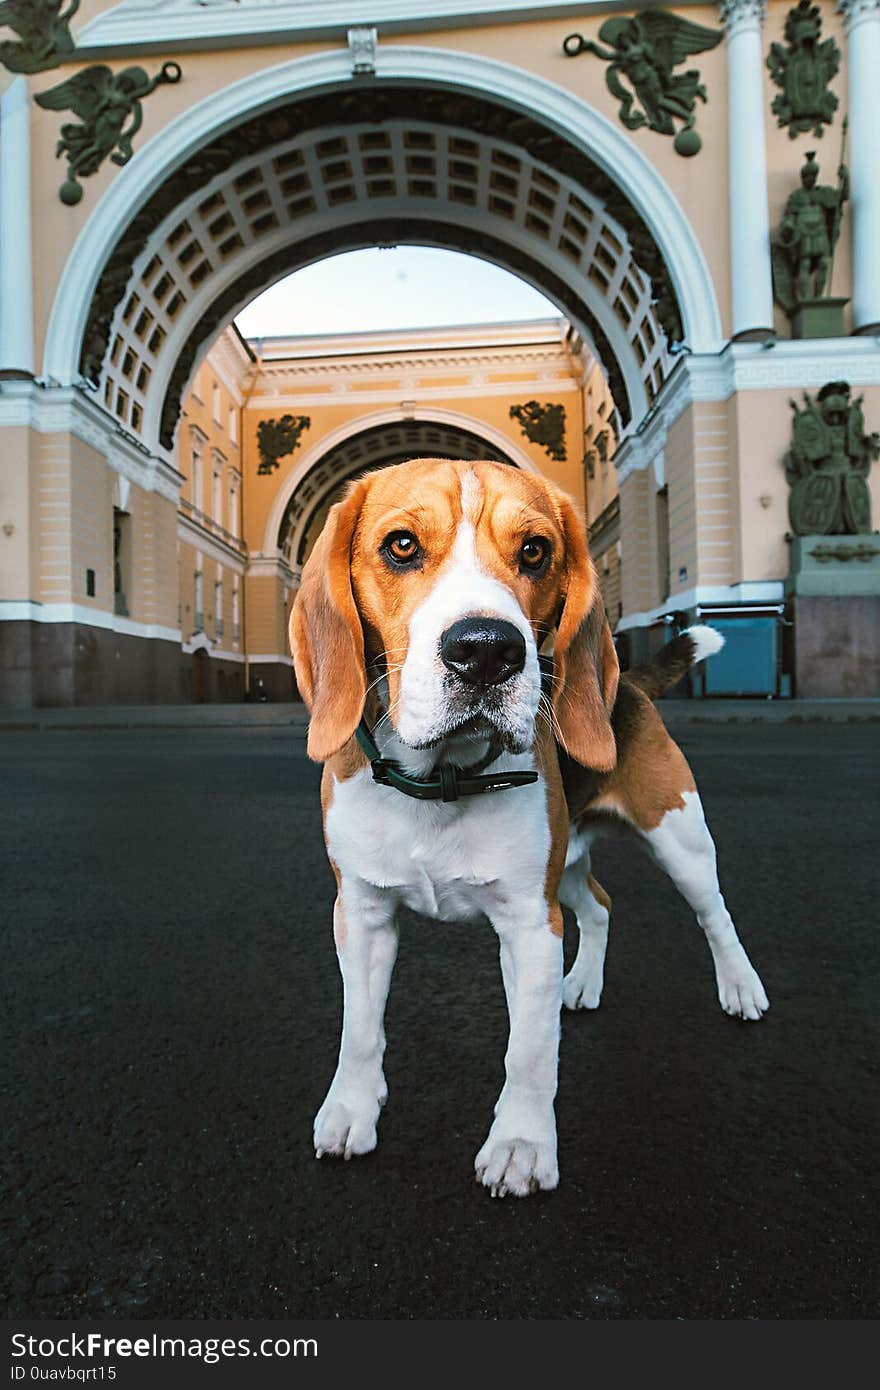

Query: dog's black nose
440,618,526,689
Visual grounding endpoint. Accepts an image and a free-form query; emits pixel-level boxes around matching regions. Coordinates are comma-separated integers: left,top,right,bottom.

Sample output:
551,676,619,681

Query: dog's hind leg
640,791,769,1021
560,852,612,1011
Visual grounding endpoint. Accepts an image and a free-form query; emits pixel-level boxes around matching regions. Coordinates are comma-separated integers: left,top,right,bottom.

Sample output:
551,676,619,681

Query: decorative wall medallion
35,60,182,205
257,415,311,475
562,10,722,156
784,382,878,534
0,0,79,75
767,0,840,138
509,402,567,462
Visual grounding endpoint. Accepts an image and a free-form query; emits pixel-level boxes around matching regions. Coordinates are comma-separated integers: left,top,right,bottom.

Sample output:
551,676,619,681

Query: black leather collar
354,719,538,802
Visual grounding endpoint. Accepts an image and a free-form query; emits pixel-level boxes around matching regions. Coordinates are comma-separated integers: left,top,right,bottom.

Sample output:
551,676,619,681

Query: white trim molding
181,632,246,661
0,380,183,503
78,2,714,54
614,336,880,484
0,600,182,642
177,513,247,573
248,653,295,667
246,553,295,583
616,582,785,631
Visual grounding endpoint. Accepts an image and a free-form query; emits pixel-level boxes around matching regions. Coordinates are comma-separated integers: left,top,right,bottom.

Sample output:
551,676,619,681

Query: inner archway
278,417,521,573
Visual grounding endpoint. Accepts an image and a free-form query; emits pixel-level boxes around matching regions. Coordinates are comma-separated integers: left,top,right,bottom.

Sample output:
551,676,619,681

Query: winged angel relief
0,0,79,74
563,10,722,156
35,61,182,204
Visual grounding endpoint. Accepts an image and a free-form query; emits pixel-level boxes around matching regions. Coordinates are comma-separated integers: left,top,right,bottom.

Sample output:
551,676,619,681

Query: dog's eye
382,531,422,566
519,536,551,573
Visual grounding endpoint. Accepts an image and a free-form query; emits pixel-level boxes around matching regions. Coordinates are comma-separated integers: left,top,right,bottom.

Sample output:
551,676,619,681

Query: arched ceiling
79,84,683,454
280,418,518,570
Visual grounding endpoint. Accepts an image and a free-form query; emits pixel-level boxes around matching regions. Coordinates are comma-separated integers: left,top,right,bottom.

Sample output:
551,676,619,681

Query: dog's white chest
325,764,550,923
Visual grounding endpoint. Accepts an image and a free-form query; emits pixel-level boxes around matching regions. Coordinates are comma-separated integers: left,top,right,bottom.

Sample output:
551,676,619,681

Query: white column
840,0,880,332
0,76,34,376
720,1,774,340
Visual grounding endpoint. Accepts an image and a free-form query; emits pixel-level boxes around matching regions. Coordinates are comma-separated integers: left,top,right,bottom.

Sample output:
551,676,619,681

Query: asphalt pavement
1,722,877,1319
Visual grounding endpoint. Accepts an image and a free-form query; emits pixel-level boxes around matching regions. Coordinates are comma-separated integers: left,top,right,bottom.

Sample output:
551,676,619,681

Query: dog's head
290,458,618,769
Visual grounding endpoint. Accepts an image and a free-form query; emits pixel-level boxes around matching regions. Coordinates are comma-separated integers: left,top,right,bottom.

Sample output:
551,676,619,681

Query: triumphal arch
2,1,878,704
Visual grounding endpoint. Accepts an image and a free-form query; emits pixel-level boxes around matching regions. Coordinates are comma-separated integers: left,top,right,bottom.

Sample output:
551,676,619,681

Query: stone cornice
207,326,253,406
615,337,880,483
0,380,183,503
254,344,571,380
177,511,247,572
247,551,295,583
245,380,579,411
76,2,712,57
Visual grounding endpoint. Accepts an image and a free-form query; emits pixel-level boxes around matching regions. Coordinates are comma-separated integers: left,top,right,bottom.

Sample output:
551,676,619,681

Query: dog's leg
641,791,769,1020
475,904,563,1197
314,884,399,1159
560,858,612,1011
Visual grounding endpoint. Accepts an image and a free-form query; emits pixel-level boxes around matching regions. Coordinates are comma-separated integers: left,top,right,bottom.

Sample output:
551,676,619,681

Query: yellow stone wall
619,469,659,619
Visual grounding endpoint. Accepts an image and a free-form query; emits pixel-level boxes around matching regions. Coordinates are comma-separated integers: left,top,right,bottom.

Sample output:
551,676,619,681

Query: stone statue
509,402,567,462
34,61,182,205
563,10,722,156
0,0,79,74
257,415,311,475
771,150,848,314
784,382,878,535
767,0,840,139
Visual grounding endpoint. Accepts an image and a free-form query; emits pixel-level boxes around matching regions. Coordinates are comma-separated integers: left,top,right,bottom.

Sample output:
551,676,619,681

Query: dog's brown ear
552,492,619,771
290,482,367,762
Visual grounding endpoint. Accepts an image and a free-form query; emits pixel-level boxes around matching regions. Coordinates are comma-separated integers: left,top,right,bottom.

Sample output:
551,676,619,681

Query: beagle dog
291,458,768,1198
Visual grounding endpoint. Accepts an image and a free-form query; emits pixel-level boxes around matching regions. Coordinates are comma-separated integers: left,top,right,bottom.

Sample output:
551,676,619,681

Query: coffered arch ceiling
279,418,519,572
75,84,691,454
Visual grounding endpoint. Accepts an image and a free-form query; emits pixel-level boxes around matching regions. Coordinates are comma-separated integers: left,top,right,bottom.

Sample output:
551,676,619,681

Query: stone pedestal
786,533,880,695
786,533,880,597
790,297,849,340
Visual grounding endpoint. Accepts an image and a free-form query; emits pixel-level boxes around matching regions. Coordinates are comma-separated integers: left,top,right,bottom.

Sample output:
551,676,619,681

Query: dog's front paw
314,1087,382,1160
715,947,770,1021
562,964,603,1011
475,1132,558,1198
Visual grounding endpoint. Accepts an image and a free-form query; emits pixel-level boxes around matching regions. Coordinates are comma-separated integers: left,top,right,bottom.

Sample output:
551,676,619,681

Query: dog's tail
624,625,725,701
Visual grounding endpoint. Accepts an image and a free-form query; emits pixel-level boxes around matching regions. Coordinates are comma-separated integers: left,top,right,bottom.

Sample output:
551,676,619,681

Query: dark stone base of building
246,662,298,703
0,622,303,708
181,648,247,705
0,621,182,708
791,595,880,698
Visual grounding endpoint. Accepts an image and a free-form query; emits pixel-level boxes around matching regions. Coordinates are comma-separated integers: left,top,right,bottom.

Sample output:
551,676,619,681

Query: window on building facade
213,382,222,424
213,456,224,529
232,577,240,645
228,406,238,445
228,472,240,540
113,509,130,617
215,576,224,640
656,486,670,604
194,569,204,632
191,448,203,513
